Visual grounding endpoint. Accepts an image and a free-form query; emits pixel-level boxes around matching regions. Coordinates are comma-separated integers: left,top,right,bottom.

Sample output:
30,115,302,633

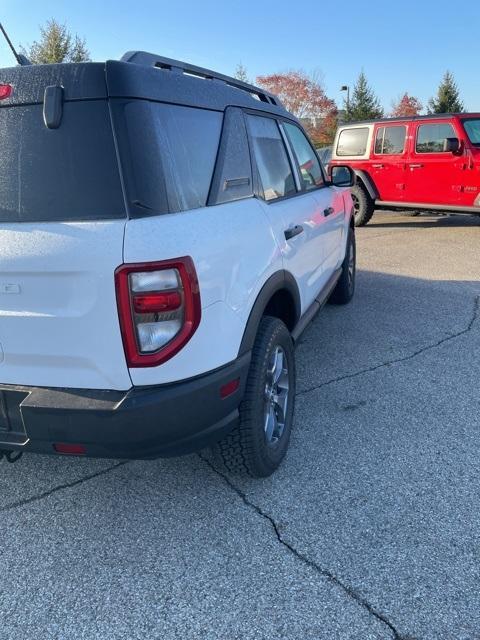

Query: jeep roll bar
121,50,282,107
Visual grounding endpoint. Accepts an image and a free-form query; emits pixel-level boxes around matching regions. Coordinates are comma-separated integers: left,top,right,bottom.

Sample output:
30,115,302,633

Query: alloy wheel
264,346,290,445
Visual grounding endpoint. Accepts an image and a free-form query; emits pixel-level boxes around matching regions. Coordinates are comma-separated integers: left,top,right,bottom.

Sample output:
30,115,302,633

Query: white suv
0,51,356,476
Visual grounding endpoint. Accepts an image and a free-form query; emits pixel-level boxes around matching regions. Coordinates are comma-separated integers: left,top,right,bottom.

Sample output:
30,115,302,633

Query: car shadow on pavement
367,211,480,229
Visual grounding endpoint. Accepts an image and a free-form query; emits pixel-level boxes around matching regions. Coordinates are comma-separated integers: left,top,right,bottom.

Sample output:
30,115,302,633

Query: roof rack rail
121,50,282,107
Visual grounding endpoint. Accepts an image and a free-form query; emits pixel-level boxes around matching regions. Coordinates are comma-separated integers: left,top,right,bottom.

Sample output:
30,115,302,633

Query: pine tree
234,63,250,84
346,71,383,121
22,19,90,64
428,71,464,114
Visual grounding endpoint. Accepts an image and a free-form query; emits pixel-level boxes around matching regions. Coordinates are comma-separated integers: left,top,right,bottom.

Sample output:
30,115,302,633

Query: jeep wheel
329,228,356,305
214,317,296,477
351,184,375,227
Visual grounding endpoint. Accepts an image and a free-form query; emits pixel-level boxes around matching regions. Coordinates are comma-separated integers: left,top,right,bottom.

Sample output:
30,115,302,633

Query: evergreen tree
346,71,383,121
22,19,90,64
428,71,464,114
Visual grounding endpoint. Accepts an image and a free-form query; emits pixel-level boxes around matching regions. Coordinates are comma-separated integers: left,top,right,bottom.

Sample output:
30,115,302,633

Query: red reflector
0,84,12,100
53,443,87,455
220,378,240,399
133,291,182,314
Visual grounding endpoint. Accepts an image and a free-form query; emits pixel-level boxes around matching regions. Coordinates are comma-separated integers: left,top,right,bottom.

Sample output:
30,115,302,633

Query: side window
152,104,223,211
246,114,296,201
283,122,324,190
116,101,223,216
336,127,369,156
416,123,456,153
374,126,406,155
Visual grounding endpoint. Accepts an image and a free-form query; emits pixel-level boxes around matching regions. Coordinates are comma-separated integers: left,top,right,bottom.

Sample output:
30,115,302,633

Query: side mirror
443,137,460,153
330,165,355,187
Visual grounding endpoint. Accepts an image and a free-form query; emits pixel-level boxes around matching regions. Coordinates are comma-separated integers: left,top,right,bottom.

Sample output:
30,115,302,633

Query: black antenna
0,22,31,65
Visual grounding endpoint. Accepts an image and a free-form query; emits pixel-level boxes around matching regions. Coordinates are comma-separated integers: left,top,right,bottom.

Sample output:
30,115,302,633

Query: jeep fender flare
238,271,301,357
353,170,379,201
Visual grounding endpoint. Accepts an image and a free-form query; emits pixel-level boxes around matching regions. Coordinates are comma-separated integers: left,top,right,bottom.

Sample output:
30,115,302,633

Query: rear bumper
0,354,250,459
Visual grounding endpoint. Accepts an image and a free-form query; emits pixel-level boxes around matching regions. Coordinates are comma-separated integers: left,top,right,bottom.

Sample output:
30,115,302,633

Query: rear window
374,126,406,155
113,101,223,216
0,101,125,223
336,127,370,157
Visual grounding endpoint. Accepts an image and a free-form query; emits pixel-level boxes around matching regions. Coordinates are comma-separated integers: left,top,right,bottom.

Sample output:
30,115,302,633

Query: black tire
351,183,375,227
329,228,356,305
214,317,296,478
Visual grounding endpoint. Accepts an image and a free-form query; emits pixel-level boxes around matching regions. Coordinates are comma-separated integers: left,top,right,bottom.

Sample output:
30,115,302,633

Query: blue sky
1,0,479,113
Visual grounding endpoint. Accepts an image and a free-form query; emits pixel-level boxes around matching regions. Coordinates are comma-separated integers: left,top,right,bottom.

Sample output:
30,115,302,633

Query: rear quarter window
336,127,370,157
0,101,125,223
113,101,223,216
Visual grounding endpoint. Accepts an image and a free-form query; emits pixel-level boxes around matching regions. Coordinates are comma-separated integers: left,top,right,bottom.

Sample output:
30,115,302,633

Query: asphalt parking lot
1,211,480,640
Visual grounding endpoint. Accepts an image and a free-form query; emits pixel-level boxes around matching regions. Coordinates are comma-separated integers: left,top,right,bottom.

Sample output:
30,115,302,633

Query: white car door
245,113,328,313
281,121,345,278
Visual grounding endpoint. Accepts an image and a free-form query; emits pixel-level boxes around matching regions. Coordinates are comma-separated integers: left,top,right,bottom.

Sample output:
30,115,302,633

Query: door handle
372,163,384,169
284,225,304,240
323,207,335,217
409,163,424,169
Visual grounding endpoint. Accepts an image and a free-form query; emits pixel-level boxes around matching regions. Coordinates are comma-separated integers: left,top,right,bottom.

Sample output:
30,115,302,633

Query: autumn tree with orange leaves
256,70,337,145
391,93,423,117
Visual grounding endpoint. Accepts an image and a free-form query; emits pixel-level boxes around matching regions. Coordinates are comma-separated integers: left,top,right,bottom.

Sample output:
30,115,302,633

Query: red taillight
0,84,12,100
53,443,87,455
133,291,182,314
115,257,201,368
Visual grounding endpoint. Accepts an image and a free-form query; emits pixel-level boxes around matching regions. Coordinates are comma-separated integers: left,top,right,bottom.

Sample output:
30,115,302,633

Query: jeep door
406,120,466,205
370,123,409,202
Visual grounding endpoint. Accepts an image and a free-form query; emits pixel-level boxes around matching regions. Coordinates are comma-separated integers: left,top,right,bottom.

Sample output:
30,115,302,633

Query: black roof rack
342,113,479,126
121,50,282,107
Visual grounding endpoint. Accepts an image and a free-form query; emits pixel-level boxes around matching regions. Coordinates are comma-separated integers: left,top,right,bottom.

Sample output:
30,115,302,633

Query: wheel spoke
264,345,290,445
273,389,288,423
272,348,284,384
264,405,276,443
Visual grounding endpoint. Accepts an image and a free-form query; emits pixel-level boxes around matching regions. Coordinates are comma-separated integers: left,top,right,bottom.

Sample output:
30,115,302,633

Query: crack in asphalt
199,452,404,640
297,295,479,398
196,295,479,639
0,460,129,514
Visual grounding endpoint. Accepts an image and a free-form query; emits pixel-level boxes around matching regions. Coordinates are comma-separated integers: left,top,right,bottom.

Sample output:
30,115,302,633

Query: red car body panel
331,113,480,212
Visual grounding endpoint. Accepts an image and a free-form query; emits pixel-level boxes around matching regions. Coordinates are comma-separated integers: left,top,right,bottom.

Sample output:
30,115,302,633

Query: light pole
340,85,350,118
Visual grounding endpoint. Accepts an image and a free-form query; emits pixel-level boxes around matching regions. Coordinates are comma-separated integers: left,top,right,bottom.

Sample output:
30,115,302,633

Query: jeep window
416,123,456,153
0,101,125,223
463,119,480,146
336,128,369,157
374,126,406,155
246,114,296,201
282,122,325,190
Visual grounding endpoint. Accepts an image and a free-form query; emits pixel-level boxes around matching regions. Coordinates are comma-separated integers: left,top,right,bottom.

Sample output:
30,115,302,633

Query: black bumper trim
0,354,251,459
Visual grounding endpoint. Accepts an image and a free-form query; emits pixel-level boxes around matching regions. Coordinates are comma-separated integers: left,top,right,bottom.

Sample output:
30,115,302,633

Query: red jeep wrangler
330,114,480,226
